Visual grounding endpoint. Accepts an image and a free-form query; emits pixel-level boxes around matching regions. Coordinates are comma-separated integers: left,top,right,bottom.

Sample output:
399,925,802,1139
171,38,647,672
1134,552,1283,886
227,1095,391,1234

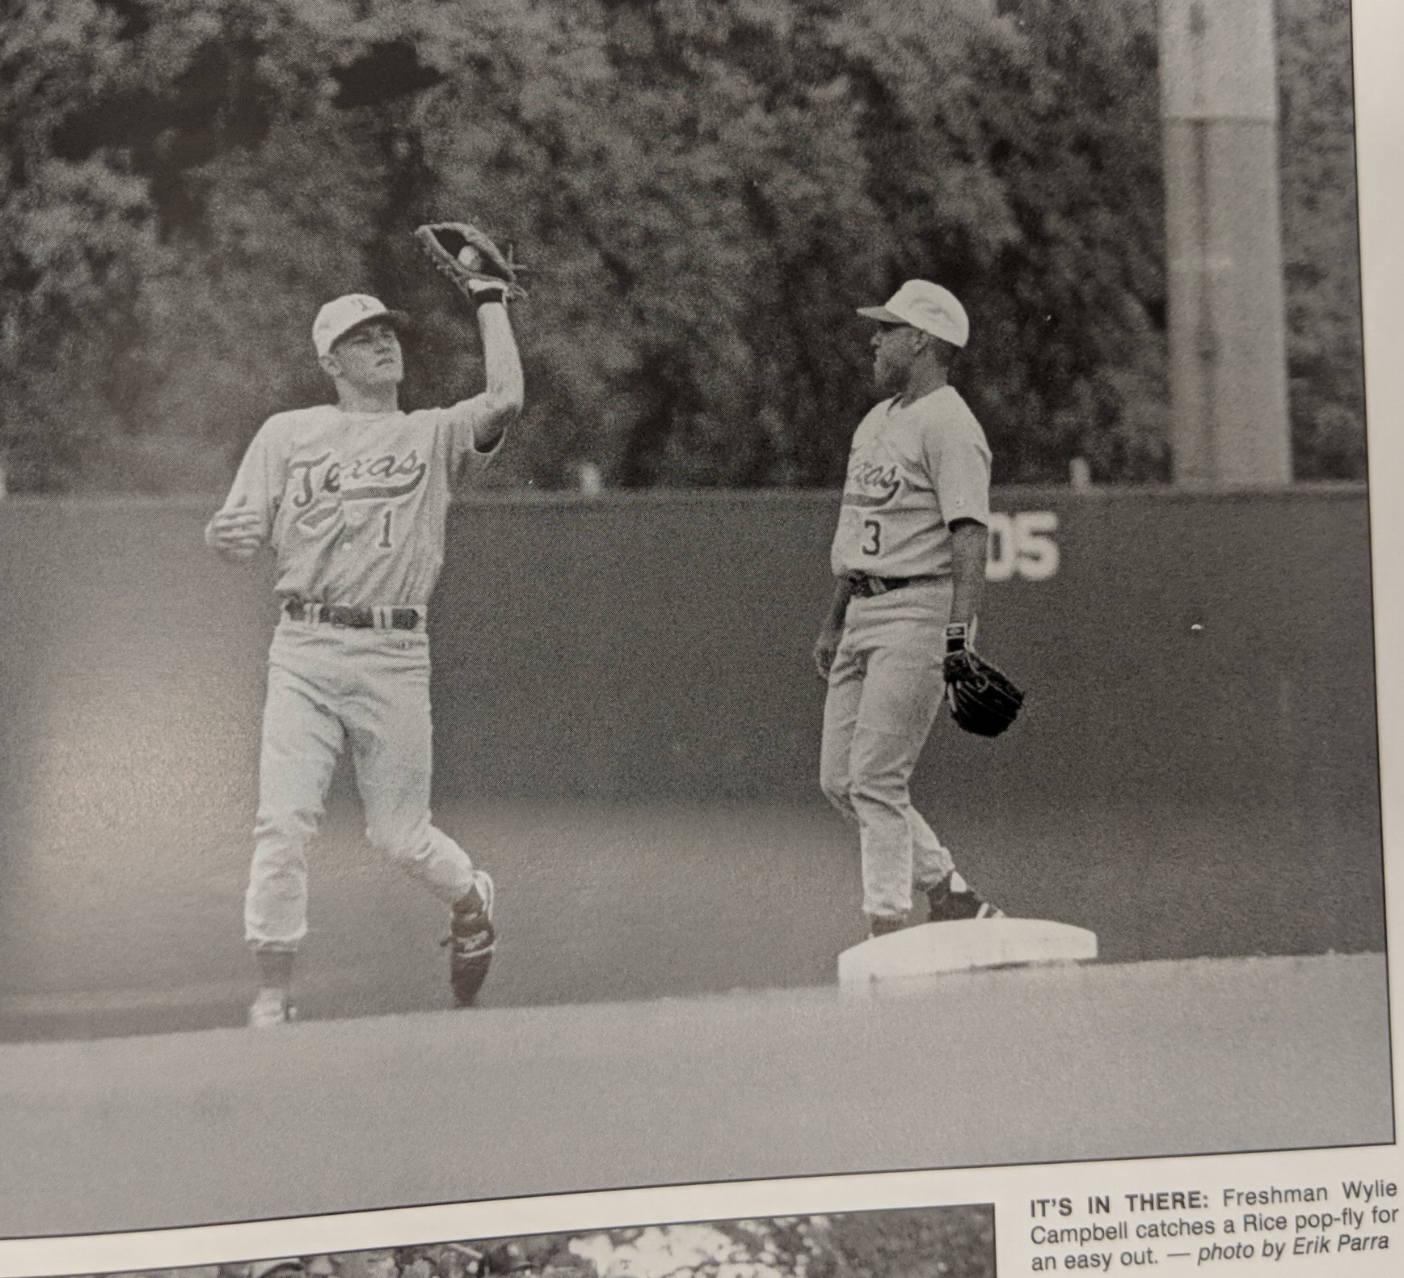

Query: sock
255,948,295,990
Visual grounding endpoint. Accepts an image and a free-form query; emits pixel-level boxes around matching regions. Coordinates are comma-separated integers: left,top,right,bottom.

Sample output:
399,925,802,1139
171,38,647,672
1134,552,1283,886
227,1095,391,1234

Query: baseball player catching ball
815,280,1004,938
205,221,524,1027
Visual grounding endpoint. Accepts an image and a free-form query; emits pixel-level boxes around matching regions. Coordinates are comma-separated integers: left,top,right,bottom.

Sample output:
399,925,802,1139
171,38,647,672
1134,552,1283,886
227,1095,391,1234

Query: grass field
0,792,1385,1041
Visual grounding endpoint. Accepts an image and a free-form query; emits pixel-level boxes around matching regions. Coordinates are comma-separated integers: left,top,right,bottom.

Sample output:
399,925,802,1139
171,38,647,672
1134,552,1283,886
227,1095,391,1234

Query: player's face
328,320,404,388
871,322,921,393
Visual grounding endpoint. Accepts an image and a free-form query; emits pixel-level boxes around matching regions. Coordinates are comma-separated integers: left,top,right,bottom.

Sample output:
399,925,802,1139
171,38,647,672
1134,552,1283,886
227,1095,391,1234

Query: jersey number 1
861,519,882,556
379,508,394,549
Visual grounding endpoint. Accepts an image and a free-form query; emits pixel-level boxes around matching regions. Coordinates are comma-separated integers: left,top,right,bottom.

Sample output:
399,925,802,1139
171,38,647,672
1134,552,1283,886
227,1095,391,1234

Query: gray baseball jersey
217,401,500,606
830,385,991,580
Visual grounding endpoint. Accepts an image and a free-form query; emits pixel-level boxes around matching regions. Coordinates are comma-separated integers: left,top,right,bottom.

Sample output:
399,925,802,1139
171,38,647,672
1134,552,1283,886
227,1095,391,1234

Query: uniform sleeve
922,410,991,527
433,397,506,478
216,418,285,536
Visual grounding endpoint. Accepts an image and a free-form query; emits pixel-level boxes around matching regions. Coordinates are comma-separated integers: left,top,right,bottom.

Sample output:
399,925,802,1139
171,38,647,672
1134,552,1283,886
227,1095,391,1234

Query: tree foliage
0,0,1367,492
81,1210,996,1278
1276,0,1366,480
447,1211,994,1278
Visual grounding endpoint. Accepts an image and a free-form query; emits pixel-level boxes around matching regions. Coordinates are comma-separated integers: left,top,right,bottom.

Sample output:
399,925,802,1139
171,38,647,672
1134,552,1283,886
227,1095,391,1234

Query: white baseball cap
857,280,969,348
312,293,409,358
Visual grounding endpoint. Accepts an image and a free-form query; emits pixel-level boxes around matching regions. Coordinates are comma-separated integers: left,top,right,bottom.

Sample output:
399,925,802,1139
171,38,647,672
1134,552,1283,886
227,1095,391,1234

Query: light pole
1160,0,1292,487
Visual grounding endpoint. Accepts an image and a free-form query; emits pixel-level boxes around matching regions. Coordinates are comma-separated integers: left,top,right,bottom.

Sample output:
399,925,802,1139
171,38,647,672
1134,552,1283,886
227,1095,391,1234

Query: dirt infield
0,951,1390,1238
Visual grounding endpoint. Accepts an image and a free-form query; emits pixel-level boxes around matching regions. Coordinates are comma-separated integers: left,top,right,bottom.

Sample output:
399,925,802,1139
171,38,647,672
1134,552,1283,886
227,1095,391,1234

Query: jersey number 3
861,519,882,556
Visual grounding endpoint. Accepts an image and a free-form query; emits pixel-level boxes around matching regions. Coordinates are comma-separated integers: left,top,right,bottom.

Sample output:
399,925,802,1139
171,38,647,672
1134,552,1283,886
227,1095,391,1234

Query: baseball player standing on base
815,280,1004,939
204,223,523,1027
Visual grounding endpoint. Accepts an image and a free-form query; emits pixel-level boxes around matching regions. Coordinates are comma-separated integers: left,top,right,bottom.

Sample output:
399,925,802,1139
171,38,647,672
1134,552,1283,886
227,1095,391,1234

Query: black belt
847,574,915,599
283,599,425,631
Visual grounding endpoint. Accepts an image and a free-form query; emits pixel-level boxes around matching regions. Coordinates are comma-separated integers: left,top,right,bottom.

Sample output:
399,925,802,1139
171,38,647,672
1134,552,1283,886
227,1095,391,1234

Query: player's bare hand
205,507,264,561
813,627,842,680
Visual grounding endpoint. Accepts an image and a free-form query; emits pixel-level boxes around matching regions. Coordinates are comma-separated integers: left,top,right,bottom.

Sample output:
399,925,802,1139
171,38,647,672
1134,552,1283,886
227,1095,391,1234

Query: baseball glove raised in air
943,623,1025,738
413,220,526,301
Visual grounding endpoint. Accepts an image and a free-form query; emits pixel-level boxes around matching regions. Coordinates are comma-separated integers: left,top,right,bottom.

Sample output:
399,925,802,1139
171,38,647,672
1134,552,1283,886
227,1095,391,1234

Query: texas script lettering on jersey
844,458,902,508
289,449,429,509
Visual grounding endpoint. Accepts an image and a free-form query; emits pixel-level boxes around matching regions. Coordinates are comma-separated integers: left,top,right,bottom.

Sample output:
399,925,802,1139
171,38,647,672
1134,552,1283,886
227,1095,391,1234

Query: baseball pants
244,619,478,951
820,580,958,921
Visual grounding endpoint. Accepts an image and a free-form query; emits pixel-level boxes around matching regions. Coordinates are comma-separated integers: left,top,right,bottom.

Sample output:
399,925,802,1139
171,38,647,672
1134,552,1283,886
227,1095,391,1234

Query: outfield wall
0,485,1379,814
429,485,1381,819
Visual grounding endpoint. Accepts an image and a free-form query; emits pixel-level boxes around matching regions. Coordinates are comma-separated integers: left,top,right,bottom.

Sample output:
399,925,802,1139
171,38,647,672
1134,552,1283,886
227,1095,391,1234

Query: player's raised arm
413,220,525,458
468,292,524,453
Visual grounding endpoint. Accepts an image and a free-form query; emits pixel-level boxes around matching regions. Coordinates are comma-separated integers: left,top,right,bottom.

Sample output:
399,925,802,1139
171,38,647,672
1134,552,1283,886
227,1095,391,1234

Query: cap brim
334,309,412,345
346,306,409,332
856,305,905,324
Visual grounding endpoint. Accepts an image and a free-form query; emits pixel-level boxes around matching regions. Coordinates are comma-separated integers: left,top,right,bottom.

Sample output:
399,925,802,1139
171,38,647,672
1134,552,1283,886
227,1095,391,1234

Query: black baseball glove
943,623,1025,737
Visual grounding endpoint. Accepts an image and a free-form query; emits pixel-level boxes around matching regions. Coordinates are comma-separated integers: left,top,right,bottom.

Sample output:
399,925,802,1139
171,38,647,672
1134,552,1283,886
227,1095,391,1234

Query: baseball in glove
413,220,526,302
943,622,1025,737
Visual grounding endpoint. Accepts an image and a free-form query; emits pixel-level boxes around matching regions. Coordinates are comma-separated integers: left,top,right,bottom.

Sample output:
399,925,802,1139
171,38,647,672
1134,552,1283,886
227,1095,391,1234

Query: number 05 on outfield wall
987,511,1059,581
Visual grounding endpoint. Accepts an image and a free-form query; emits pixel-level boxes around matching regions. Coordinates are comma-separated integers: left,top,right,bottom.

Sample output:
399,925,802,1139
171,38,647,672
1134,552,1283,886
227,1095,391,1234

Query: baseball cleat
926,871,1004,922
867,913,909,940
247,988,296,1028
444,871,496,1006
